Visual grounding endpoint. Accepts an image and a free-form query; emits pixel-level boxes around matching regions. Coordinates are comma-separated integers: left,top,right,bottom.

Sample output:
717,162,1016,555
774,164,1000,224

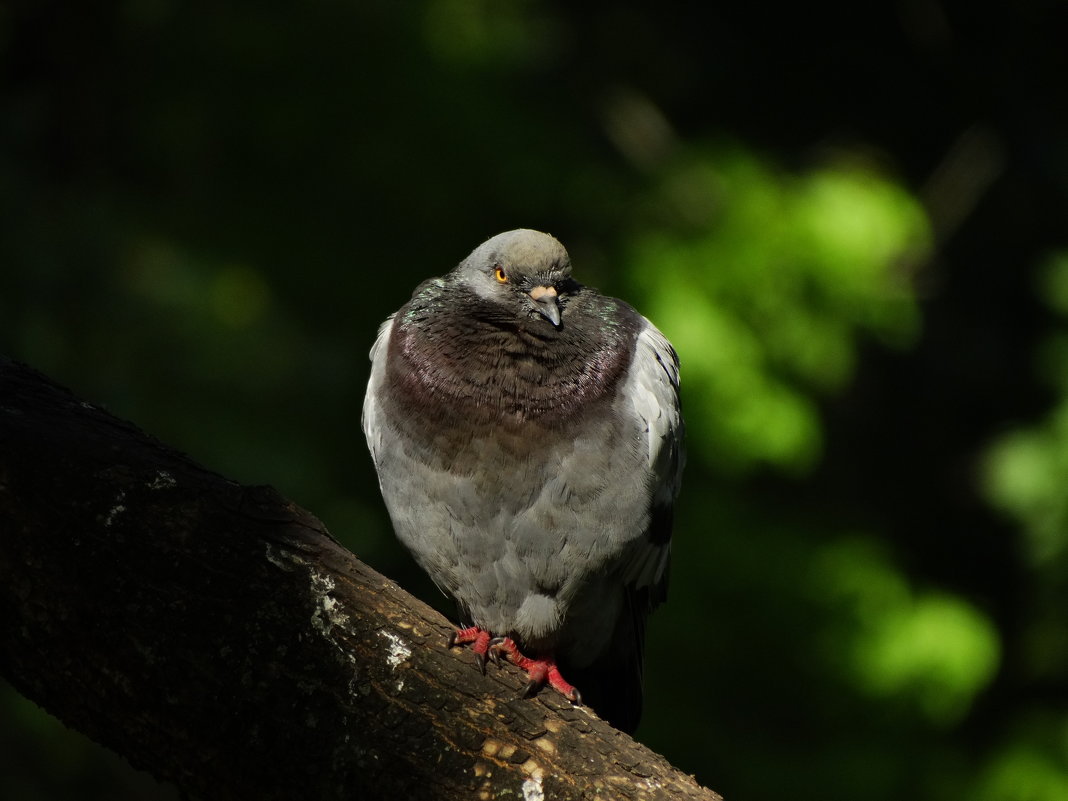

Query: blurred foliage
986,252,1068,567
628,147,927,472
811,537,999,725
3,2,1068,801
978,249,1068,799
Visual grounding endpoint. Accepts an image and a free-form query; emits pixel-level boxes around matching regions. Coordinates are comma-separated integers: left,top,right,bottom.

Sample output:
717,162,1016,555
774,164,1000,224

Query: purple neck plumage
385,285,640,427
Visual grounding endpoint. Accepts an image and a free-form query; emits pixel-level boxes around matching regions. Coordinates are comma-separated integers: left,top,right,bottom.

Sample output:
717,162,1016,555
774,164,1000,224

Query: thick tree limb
0,357,721,801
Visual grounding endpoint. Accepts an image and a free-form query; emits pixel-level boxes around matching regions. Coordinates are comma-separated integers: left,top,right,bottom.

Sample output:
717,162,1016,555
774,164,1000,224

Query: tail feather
562,588,649,734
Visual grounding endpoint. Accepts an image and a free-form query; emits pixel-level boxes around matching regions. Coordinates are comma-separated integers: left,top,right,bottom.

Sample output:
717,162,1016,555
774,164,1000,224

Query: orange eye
494,266,508,283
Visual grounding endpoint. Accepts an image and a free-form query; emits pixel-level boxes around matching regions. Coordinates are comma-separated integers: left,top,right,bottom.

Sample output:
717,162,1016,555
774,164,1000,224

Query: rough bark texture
0,356,721,801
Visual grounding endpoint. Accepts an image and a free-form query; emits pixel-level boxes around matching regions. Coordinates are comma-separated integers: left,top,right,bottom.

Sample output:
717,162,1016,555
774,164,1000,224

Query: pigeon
362,229,683,732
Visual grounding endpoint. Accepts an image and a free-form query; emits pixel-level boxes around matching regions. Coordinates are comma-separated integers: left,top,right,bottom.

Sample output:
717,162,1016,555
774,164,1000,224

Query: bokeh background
3,2,1068,799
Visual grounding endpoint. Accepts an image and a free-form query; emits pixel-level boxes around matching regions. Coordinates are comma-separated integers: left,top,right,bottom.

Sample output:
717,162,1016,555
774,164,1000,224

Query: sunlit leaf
628,145,929,472
811,537,1001,724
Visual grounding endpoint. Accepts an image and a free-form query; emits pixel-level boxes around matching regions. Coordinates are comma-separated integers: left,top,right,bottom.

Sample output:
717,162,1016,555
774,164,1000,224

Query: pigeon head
454,229,573,327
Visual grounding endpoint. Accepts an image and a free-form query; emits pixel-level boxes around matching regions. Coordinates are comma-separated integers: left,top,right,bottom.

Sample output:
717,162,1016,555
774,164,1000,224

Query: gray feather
361,229,683,731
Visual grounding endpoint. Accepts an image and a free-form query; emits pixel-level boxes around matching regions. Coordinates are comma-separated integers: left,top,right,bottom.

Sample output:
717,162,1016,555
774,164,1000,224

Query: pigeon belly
372,386,652,664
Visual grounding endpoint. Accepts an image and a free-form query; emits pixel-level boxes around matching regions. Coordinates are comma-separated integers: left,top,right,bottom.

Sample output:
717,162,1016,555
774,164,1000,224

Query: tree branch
0,357,720,801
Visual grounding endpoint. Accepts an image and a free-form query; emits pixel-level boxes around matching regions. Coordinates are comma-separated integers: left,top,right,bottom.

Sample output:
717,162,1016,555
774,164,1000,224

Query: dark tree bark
0,356,721,801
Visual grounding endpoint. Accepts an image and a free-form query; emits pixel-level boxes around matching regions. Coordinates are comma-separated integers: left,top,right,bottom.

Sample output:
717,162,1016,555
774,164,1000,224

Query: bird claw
451,629,583,707
487,636,508,666
486,636,517,664
447,625,493,673
520,680,540,699
488,637,582,706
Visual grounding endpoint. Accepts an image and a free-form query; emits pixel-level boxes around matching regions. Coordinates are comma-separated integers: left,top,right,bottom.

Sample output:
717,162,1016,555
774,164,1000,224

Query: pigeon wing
566,320,683,732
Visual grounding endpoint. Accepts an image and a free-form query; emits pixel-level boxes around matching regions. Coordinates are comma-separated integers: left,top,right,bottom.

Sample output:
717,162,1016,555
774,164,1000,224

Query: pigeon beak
528,285,561,327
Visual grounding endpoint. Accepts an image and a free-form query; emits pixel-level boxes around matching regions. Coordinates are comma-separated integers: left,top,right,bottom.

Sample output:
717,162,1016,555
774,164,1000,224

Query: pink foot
488,637,583,705
447,625,492,674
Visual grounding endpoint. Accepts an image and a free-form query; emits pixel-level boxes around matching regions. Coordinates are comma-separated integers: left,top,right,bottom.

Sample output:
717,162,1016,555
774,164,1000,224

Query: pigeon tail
556,587,649,734
558,649,643,734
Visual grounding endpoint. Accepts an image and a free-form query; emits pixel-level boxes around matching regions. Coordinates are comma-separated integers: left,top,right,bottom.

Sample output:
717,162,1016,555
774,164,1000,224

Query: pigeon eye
493,266,508,284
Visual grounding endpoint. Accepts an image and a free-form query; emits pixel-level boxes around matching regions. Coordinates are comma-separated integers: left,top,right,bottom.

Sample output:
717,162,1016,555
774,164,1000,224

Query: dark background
3,2,1068,799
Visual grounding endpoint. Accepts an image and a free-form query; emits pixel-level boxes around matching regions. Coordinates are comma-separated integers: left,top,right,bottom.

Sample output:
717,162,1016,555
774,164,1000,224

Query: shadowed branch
0,356,720,801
